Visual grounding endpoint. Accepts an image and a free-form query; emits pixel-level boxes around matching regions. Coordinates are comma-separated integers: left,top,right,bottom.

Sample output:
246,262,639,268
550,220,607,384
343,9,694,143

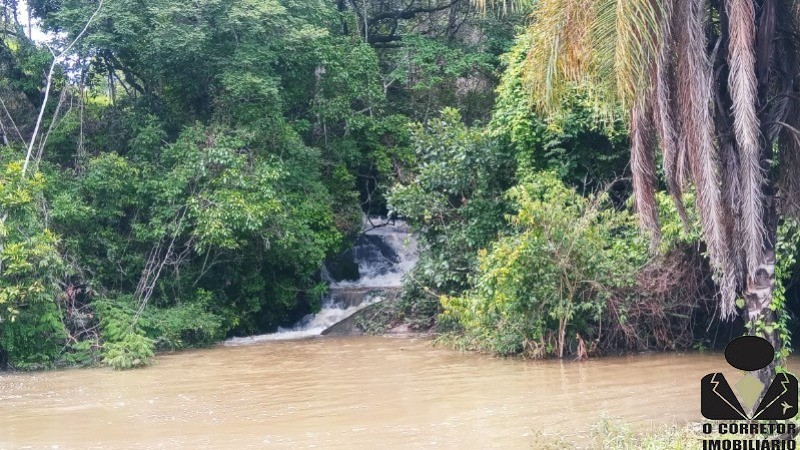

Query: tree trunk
745,296,781,386
744,192,779,387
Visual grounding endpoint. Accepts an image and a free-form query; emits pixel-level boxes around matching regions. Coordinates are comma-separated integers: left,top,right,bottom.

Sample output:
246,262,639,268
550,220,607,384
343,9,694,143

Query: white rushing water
331,218,418,289
224,293,386,344
225,217,418,344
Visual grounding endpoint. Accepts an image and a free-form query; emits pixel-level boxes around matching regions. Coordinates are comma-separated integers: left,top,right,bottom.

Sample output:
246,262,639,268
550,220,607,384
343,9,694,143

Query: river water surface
0,335,764,449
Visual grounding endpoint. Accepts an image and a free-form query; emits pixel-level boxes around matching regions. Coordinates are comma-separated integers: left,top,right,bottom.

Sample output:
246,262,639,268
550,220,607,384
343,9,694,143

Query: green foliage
384,34,499,123
389,108,515,304
768,218,799,363
101,333,155,370
395,37,718,358
439,173,647,357
654,190,701,250
491,36,629,189
0,159,65,369
0,299,65,370
9,0,788,372
0,0,530,369
94,296,155,370
51,123,341,343
587,419,706,450
139,290,224,350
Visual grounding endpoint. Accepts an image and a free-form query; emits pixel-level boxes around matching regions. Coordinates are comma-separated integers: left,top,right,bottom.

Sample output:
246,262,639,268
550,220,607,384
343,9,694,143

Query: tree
340,0,521,46
500,0,800,382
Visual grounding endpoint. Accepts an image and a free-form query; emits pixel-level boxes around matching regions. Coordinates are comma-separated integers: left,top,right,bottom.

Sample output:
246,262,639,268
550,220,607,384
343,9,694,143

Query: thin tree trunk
744,192,779,386
0,213,6,276
746,0,780,389
21,0,105,179
0,115,9,146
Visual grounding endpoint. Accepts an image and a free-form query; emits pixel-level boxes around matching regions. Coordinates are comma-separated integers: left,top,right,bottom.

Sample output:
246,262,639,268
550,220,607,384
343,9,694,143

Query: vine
743,218,799,365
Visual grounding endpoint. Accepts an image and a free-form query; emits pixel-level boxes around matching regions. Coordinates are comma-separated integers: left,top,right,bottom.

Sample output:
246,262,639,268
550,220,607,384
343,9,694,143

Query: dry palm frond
631,97,661,250
777,105,800,219
719,137,745,292
726,0,765,277
674,0,736,316
651,0,690,228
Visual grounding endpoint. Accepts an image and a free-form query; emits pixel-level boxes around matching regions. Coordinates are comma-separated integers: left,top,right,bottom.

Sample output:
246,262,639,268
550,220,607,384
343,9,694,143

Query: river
0,219,767,448
0,335,761,449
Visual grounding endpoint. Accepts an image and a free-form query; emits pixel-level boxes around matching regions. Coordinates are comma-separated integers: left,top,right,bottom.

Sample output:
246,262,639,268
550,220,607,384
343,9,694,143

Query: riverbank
537,419,706,449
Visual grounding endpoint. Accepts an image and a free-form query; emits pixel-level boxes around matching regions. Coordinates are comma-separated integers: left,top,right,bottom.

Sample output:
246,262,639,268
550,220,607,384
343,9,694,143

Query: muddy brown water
0,336,770,449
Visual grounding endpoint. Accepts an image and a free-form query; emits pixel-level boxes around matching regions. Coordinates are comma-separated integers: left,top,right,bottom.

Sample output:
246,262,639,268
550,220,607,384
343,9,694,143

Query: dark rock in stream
325,248,360,282
321,288,401,336
321,302,381,336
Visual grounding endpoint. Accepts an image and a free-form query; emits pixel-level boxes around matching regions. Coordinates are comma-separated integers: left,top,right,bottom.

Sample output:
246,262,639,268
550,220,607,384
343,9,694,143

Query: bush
139,289,225,350
102,332,155,370
439,173,648,358
0,159,66,369
94,296,155,370
388,108,515,323
490,34,629,191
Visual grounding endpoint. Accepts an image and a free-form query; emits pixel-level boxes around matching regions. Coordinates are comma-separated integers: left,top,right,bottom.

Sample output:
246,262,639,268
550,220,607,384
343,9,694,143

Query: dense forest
1,0,799,371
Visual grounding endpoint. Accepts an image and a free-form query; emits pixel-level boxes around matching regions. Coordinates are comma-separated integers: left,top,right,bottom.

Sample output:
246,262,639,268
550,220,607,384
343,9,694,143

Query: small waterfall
330,218,418,289
225,217,418,344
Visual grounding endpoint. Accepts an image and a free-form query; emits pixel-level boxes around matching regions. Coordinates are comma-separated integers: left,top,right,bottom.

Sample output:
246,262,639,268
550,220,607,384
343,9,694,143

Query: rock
321,302,383,336
321,289,401,336
388,323,410,334
325,248,360,282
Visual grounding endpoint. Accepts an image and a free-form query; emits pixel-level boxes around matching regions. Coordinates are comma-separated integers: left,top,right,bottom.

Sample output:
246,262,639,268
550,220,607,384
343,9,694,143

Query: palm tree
477,0,800,381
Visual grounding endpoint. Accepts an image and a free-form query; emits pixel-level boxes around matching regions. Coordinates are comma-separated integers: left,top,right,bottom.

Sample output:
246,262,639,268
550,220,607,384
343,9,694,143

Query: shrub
0,159,66,369
138,289,225,350
94,296,155,370
439,173,647,357
388,108,515,324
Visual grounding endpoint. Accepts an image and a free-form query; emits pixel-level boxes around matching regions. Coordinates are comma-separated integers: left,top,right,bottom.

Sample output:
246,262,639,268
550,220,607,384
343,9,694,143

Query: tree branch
368,0,464,25
21,0,105,179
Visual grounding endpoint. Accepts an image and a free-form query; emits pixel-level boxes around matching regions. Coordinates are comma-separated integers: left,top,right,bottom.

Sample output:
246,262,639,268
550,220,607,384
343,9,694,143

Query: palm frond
651,0,690,228
609,0,663,106
675,0,736,316
522,0,598,112
726,0,765,277
777,111,800,219
631,97,661,251
521,0,663,114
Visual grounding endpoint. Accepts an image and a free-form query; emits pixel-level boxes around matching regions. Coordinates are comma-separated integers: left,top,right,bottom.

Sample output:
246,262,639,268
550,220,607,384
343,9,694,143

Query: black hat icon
724,335,774,372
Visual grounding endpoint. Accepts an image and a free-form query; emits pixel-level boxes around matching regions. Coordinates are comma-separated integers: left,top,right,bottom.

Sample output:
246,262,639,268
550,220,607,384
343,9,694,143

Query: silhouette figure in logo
701,335,798,420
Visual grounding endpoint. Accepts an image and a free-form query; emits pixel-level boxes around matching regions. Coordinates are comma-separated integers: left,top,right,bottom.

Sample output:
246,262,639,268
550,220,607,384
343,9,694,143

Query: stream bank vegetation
392,0,800,377
535,417,800,449
0,0,528,370
481,0,800,392
389,42,787,361
534,419,706,450
0,0,799,376
533,418,721,450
